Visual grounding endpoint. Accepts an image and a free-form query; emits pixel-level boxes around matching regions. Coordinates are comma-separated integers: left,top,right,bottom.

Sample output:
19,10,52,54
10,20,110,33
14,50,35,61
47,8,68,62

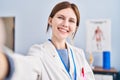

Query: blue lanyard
70,49,77,80
57,48,77,80
48,39,77,80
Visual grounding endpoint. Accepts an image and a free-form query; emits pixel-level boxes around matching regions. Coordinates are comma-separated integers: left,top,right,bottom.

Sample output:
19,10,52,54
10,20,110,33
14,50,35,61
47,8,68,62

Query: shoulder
28,41,50,56
70,44,84,54
69,44,85,58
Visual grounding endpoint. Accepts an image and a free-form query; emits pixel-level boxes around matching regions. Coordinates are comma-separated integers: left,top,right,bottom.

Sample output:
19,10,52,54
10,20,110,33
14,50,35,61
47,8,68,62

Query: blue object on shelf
103,51,111,70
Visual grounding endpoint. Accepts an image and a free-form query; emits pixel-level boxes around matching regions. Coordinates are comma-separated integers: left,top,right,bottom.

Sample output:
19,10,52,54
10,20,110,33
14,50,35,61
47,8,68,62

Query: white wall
0,0,120,70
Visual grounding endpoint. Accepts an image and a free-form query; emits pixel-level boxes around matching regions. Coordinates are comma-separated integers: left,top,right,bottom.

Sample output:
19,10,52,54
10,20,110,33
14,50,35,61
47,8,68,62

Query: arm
0,46,42,80
11,54,43,80
0,52,9,80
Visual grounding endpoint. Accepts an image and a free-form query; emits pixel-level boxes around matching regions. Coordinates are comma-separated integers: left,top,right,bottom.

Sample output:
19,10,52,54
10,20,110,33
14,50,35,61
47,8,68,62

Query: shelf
93,66,118,73
93,66,118,80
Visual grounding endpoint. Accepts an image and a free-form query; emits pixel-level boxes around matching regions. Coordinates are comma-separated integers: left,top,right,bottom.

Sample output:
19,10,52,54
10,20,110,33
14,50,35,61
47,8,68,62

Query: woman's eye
69,20,75,23
58,16,64,20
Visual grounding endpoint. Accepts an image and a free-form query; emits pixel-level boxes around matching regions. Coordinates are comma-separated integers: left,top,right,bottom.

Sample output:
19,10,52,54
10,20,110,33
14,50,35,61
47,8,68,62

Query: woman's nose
62,20,69,27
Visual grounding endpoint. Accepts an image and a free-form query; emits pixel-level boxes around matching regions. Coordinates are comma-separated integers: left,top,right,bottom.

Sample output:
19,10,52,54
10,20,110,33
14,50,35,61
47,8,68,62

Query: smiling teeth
59,28,67,32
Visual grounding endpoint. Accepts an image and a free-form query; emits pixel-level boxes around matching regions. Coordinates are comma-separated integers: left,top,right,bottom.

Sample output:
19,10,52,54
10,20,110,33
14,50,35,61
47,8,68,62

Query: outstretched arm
0,51,9,80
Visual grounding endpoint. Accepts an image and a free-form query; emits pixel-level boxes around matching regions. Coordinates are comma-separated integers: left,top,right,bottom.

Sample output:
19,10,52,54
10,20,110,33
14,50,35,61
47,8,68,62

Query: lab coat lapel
66,42,75,78
45,41,68,73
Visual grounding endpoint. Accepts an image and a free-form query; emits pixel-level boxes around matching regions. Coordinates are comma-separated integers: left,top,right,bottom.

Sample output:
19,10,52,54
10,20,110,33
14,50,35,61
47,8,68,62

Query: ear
75,26,78,32
48,17,52,26
72,26,78,38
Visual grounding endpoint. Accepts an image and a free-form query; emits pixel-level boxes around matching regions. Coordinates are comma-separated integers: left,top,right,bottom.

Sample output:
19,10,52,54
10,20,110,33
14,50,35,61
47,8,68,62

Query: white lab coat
6,41,95,80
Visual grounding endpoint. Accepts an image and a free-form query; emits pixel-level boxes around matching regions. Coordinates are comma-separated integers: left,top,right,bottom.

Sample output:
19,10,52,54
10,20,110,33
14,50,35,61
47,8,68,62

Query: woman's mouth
58,27,69,33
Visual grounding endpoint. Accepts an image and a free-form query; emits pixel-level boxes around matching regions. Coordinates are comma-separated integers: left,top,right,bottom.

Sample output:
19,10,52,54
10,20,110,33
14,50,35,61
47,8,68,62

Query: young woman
0,1,95,80
27,1,95,80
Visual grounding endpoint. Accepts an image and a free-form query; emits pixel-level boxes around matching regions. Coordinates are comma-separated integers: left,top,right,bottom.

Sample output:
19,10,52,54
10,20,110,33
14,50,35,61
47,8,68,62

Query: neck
51,37,67,49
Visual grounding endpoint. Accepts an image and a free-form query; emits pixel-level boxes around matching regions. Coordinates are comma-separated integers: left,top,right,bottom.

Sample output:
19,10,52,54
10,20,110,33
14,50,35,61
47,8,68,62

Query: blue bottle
103,51,111,69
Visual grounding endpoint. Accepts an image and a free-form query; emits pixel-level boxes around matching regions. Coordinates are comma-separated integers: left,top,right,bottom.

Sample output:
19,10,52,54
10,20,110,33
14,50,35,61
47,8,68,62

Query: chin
58,36,68,40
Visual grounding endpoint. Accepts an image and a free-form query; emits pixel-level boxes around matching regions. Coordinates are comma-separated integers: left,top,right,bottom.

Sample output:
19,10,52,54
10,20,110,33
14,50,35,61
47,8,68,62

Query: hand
0,52,9,80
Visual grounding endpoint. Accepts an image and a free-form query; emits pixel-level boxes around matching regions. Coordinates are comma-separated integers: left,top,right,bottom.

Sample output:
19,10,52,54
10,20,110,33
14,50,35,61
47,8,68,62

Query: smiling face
48,8,77,41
